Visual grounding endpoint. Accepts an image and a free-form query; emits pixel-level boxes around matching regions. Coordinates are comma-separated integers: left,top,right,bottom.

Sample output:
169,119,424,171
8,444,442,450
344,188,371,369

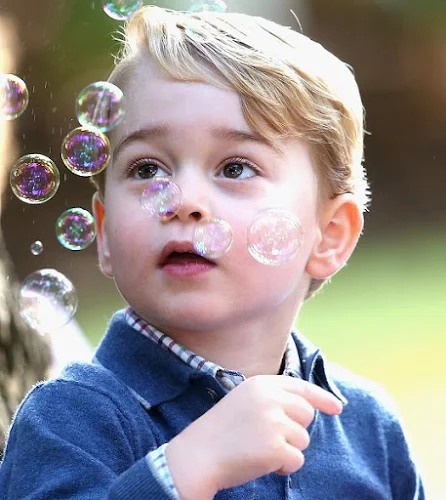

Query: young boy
0,6,424,499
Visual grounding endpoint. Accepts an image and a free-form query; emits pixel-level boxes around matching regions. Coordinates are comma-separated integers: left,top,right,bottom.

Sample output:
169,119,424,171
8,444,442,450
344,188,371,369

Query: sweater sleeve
0,380,174,500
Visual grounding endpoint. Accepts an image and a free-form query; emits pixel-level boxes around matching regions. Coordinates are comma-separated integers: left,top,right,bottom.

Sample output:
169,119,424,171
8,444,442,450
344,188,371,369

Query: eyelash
125,156,261,178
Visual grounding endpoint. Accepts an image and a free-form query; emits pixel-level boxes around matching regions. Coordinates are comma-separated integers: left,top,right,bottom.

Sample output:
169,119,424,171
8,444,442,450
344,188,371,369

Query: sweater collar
94,309,347,409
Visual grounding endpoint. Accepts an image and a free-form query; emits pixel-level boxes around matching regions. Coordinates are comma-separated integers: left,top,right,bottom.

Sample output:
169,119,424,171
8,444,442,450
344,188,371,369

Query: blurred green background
1,0,445,497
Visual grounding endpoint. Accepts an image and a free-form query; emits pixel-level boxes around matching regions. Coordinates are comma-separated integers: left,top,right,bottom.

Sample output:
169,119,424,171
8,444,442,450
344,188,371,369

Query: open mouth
159,241,216,276
162,251,212,266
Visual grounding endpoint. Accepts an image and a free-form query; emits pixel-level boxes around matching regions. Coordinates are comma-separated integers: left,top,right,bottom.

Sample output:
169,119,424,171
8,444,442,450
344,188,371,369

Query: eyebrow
112,124,284,158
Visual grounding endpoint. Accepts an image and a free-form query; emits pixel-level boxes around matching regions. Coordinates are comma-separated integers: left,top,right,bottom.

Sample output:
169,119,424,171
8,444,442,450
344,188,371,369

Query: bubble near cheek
56,207,96,251
0,73,29,120
188,0,228,13
103,0,142,20
76,81,125,132
61,126,111,177
140,179,182,221
30,240,44,256
193,217,233,259
10,154,60,204
18,269,78,334
247,208,303,266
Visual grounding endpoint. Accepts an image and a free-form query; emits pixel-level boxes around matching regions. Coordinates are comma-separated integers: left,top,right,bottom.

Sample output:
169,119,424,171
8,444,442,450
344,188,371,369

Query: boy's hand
165,375,343,499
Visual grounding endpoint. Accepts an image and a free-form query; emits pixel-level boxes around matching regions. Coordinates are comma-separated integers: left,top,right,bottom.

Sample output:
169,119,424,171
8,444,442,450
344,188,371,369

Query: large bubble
193,217,233,259
61,126,111,177
56,207,96,251
18,269,78,334
247,208,303,266
140,178,182,220
0,73,29,120
103,0,143,20
188,0,228,13
76,81,125,132
10,154,60,204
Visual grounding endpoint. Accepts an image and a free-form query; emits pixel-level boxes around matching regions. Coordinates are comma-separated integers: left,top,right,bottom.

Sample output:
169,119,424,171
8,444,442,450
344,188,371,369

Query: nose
169,173,213,223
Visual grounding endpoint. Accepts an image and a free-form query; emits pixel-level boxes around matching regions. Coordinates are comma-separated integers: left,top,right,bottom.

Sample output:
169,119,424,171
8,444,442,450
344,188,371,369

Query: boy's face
94,57,322,334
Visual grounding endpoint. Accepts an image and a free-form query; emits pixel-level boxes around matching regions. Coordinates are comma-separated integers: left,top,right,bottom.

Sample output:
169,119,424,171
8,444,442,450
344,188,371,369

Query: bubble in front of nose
140,178,182,221
193,217,233,259
0,73,29,120
75,81,125,132
103,0,142,20
247,208,303,266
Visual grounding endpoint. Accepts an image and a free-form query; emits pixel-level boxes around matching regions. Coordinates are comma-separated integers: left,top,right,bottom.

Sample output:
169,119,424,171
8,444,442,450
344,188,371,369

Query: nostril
190,211,201,221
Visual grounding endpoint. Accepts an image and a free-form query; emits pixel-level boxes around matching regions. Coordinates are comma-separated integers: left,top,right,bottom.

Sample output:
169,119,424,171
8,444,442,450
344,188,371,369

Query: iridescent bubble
56,207,96,251
30,240,43,256
247,208,303,266
193,217,233,259
18,269,78,334
10,154,60,204
140,179,182,221
103,0,142,20
188,0,227,13
61,126,111,177
76,81,125,132
0,73,29,120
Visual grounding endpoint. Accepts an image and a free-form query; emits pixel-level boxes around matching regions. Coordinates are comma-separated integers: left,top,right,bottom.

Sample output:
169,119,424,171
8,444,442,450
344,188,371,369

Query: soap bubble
140,179,182,220
76,81,125,132
18,269,78,334
0,73,29,120
10,154,60,204
103,0,142,20
61,126,111,177
193,217,233,259
56,207,96,251
188,0,227,13
247,208,303,266
30,240,44,256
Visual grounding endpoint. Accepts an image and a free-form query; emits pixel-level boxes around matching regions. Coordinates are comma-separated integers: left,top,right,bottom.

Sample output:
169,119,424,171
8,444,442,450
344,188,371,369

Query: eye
128,158,169,180
218,158,259,179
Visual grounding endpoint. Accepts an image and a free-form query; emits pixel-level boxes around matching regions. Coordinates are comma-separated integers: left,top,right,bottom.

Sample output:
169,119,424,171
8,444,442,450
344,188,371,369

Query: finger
281,393,315,428
274,443,305,476
284,417,311,451
279,377,343,416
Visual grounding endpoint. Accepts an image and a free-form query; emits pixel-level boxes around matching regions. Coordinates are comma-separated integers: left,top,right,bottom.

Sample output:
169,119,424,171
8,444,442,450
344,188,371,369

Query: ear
306,194,363,280
92,192,113,278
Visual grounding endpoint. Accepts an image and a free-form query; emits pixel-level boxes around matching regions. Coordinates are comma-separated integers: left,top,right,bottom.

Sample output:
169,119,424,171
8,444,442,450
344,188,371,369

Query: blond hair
92,5,369,298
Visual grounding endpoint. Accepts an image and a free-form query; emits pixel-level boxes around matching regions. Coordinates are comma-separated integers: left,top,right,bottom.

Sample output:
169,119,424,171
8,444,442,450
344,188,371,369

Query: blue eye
219,158,258,179
128,159,169,180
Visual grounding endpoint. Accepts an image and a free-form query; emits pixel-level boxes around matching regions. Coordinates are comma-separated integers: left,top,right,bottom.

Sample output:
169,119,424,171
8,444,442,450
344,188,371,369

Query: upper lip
159,241,212,265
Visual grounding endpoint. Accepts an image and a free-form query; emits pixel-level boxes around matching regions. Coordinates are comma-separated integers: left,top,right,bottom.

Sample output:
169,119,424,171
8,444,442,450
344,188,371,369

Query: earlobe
92,192,113,278
306,194,363,280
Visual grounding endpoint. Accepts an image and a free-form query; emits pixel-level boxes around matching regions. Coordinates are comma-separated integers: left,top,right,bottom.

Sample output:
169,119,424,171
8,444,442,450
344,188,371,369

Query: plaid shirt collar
125,306,302,383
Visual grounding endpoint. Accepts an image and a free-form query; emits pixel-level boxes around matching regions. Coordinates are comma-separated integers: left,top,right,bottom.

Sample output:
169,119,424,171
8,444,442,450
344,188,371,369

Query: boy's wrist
165,434,218,500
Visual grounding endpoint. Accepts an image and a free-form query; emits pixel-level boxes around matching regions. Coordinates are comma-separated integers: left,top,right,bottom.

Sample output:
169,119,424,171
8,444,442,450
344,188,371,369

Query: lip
159,240,216,278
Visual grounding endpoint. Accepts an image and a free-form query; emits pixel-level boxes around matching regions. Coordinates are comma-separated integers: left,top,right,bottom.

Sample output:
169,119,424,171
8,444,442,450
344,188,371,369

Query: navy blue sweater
0,310,424,499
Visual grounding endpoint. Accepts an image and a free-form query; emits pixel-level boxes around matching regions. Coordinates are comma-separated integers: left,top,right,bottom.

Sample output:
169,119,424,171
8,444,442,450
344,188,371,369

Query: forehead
111,57,249,145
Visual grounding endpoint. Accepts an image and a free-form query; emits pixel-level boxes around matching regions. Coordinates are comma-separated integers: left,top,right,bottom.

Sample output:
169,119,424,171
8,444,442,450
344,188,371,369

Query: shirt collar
94,309,347,409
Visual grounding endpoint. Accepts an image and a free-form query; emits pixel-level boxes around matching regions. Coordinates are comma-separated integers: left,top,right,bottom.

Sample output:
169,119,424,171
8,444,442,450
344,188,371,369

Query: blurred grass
77,228,445,498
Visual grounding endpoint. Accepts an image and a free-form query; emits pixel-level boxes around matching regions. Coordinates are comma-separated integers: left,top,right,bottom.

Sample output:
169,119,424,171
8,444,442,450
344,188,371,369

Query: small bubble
0,73,29,120
247,208,303,266
18,269,78,334
188,0,227,13
61,126,111,177
76,81,125,132
10,154,60,204
193,217,232,259
140,179,182,220
103,0,142,20
56,207,96,251
30,240,44,256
